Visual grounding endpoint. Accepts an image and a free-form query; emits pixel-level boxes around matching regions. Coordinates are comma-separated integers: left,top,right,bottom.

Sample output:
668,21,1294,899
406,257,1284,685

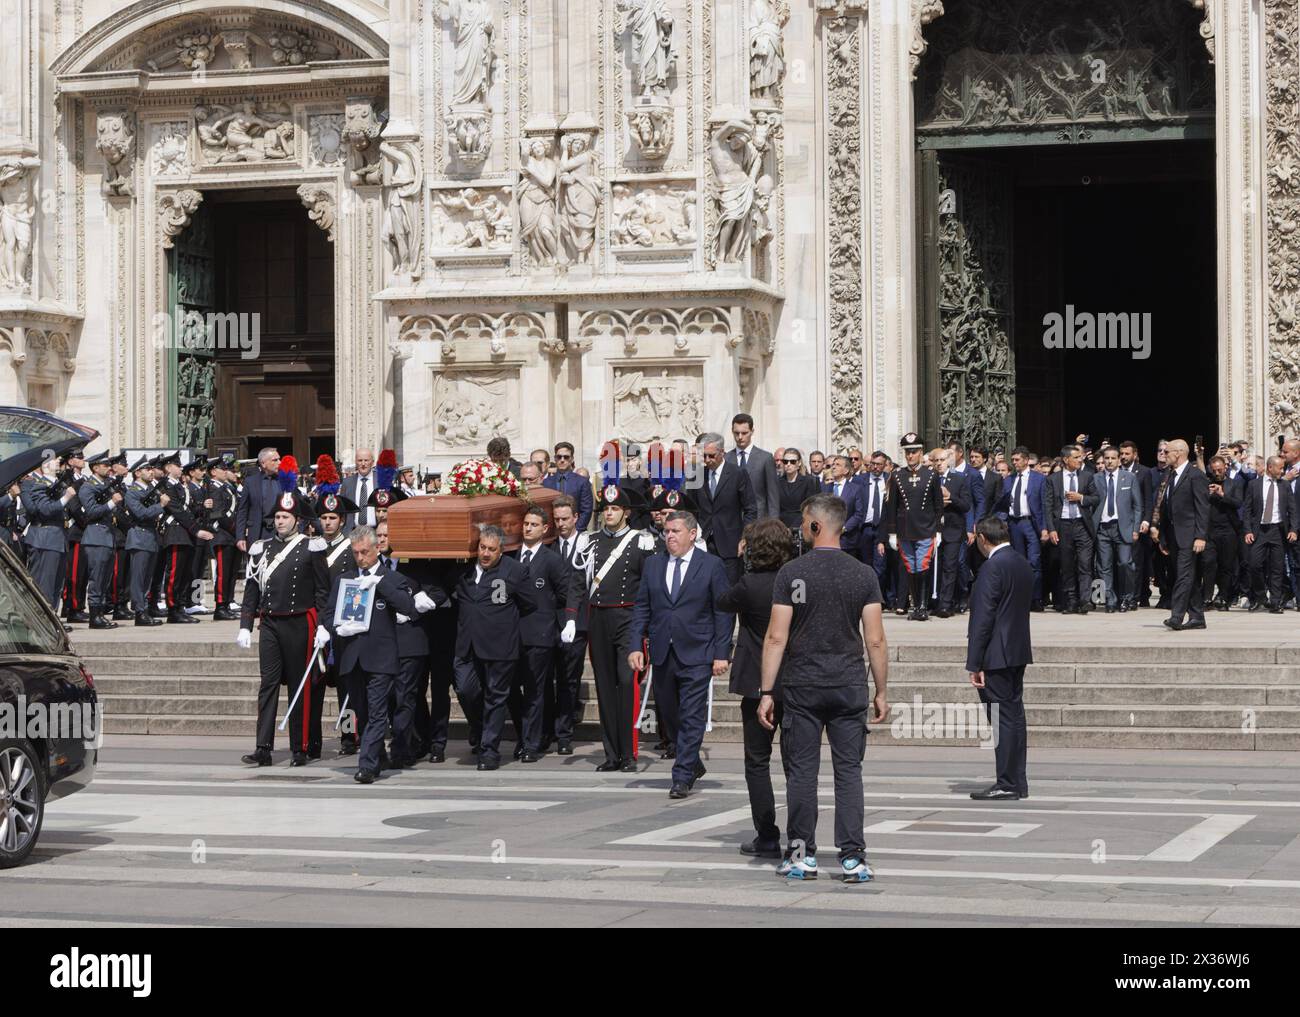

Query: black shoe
290,752,307,767
477,761,499,771
1271,606,1285,614
1030,602,1044,612
692,760,707,781
112,608,133,621
970,786,1019,801
212,607,238,621
621,759,638,773
66,611,89,623
668,783,691,800
739,838,783,859
1249,602,1268,613
338,742,358,757
307,750,321,761
1163,618,1183,631
149,607,167,619
354,769,377,784
513,743,525,760
167,609,199,624
134,612,163,627
519,751,541,763
653,738,670,752
428,749,446,763
595,760,620,772
388,756,414,769
933,608,952,618
556,742,573,756
88,614,118,630
1182,619,1207,629
61,623,73,633
242,749,272,766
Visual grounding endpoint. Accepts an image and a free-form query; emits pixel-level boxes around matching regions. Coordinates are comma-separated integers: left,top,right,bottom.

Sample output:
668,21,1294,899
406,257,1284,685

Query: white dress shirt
1062,470,1080,519
665,547,694,595
1100,469,1119,524
1261,477,1282,525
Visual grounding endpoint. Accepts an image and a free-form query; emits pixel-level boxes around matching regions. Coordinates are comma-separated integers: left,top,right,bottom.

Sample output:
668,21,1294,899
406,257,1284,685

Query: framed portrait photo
334,579,375,630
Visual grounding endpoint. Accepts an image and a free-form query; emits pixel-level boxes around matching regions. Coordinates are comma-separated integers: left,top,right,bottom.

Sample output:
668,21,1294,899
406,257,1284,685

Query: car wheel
0,740,45,868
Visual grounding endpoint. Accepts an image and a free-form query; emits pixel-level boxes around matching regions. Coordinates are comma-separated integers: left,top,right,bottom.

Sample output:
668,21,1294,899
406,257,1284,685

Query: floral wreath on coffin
446,458,522,498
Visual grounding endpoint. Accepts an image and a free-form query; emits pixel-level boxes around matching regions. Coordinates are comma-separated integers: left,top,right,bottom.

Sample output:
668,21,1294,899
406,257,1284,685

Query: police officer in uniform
79,452,125,630
879,432,943,621
187,456,213,613
20,454,75,617
308,486,360,755
237,488,327,766
124,456,165,626
156,452,214,623
60,448,90,623
207,455,241,621
564,483,662,772
107,451,134,621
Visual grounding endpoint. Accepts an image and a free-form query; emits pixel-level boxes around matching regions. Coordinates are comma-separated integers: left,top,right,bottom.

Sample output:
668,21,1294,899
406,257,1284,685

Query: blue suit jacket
542,470,594,531
821,479,866,551
965,545,1034,673
996,470,1046,535
630,550,733,667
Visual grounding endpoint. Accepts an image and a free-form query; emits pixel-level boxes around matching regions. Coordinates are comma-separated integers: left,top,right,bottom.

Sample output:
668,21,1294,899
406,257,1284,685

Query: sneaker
840,855,874,883
777,855,818,880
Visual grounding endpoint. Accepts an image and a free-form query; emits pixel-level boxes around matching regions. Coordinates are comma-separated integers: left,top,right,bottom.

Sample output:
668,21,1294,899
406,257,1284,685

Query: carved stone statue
749,0,788,100
446,108,493,169
297,183,336,242
343,97,385,186
196,101,294,163
445,0,497,107
625,107,673,160
0,156,40,293
381,140,424,278
618,0,675,98
96,112,136,198
673,191,697,244
557,134,603,264
438,187,513,249
515,138,559,266
709,120,762,263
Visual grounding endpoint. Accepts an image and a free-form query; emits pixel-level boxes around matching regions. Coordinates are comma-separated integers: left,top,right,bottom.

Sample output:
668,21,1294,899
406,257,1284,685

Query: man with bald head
1151,439,1210,630
340,448,377,531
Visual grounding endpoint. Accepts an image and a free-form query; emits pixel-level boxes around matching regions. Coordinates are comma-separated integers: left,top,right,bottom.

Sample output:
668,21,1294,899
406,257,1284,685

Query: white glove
236,628,252,649
336,620,366,638
396,613,410,624
313,627,331,649
414,591,437,613
560,619,576,644
888,534,898,551
356,573,383,591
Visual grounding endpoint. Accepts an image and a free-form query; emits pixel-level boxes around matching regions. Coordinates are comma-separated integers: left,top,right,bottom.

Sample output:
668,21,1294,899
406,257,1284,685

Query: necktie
870,478,880,523
1265,479,1275,524
670,556,683,600
522,549,533,566
1067,472,1076,518
1107,472,1116,516
738,449,747,470
710,470,718,497
358,477,369,523
561,538,570,561
1012,474,1022,518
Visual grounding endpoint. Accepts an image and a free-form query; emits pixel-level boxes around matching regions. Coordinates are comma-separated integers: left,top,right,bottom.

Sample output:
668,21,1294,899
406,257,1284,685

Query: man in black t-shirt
759,493,889,883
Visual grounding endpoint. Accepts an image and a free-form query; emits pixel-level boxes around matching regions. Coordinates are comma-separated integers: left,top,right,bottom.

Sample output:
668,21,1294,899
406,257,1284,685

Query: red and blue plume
599,439,622,484
315,454,340,495
278,455,299,494
647,442,685,492
375,448,398,490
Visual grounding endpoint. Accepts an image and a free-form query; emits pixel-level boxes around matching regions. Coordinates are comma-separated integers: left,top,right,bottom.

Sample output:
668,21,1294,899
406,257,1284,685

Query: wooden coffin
385,487,563,558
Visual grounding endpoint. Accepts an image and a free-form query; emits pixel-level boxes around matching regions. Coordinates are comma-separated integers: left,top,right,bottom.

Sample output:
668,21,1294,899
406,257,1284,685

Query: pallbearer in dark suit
928,448,972,617
1152,439,1211,630
1043,445,1099,614
1242,455,1296,613
321,524,417,782
628,510,733,799
966,517,1034,801
510,505,570,761
453,524,536,770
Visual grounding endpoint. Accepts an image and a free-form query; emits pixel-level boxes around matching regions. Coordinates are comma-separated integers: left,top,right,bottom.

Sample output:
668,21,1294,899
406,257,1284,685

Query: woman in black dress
719,517,795,858
776,448,822,552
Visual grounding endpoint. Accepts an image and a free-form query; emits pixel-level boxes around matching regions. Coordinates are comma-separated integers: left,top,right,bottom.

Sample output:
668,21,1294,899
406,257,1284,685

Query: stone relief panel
149,122,190,177
610,182,696,248
431,185,514,250
431,369,521,451
123,20,354,74
308,114,347,169
95,112,136,197
612,365,704,444
195,101,297,164
1266,0,1300,437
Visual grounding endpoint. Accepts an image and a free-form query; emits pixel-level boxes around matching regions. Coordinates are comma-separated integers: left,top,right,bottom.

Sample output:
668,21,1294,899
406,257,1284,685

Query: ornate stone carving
824,15,865,450
195,101,295,164
158,189,203,249
431,369,520,448
611,183,697,247
0,157,40,294
744,308,776,357
149,122,190,177
516,137,560,267
709,118,769,264
613,367,703,445
1267,0,1300,437
557,132,603,264
221,29,255,70
617,0,676,99
444,1,497,107
308,114,347,168
1186,0,1215,63
401,311,547,359
297,183,336,242
432,187,513,249
268,30,337,66
342,97,385,186
577,307,734,352
175,32,219,71
380,140,424,279
446,107,493,171
750,0,789,101
625,105,673,161
95,111,135,197
909,1,946,80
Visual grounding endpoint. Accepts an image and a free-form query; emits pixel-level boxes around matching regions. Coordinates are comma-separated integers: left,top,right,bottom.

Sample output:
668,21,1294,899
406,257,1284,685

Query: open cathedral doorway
176,189,336,462
914,0,1217,460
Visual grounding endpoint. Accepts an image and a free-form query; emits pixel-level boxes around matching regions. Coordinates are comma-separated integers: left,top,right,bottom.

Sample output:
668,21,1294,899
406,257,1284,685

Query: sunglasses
781,459,800,465
555,454,572,461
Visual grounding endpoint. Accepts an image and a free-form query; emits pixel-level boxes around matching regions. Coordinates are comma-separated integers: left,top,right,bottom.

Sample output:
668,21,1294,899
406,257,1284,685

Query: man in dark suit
929,448,972,617
966,516,1033,801
821,455,866,558
629,510,733,799
1118,441,1155,606
696,432,757,583
235,447,284,550
994,446,1047,610
1205,455,1246,610
727,413,780,519
1043,445,1099,614
1091,446,1144,612
322,524,417,782
542,442,594,530
453,524,535,770
1151,439,1211,630
1242,455,1296,613
338,448,378,531
549,496,588,753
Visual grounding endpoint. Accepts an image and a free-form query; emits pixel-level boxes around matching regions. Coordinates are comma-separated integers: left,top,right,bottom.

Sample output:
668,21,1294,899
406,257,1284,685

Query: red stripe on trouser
69,545,81,608
111,554,118,600
920,541,936,571
166,548,178,607
215,550,224,605
303,608,318,749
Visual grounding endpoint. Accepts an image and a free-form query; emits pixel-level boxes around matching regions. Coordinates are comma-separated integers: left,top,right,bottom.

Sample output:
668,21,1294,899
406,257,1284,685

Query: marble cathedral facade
0,1,1293,465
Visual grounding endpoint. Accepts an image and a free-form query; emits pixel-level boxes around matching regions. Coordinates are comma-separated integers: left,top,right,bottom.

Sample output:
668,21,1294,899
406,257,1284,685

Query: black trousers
978,665,1028,796
455,651,515,765
588,606,638,764
160,543,192,611
1250,525,1286,607
1056,519,1094,608
348,667,404,774
254,613,318,754
551,635,587,744
424,637,462,753
111,547,130,611
781,684,868,860
1134,532,1155,605
509,645,552,752
1209,528,1240,604
63,541,87,614
936,533,962,610
27,546,65,612
212,544,237,607
741,696,786,846
128,549,156,614
84,544,115,613
1167,535,1207,625
190,541,211,606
